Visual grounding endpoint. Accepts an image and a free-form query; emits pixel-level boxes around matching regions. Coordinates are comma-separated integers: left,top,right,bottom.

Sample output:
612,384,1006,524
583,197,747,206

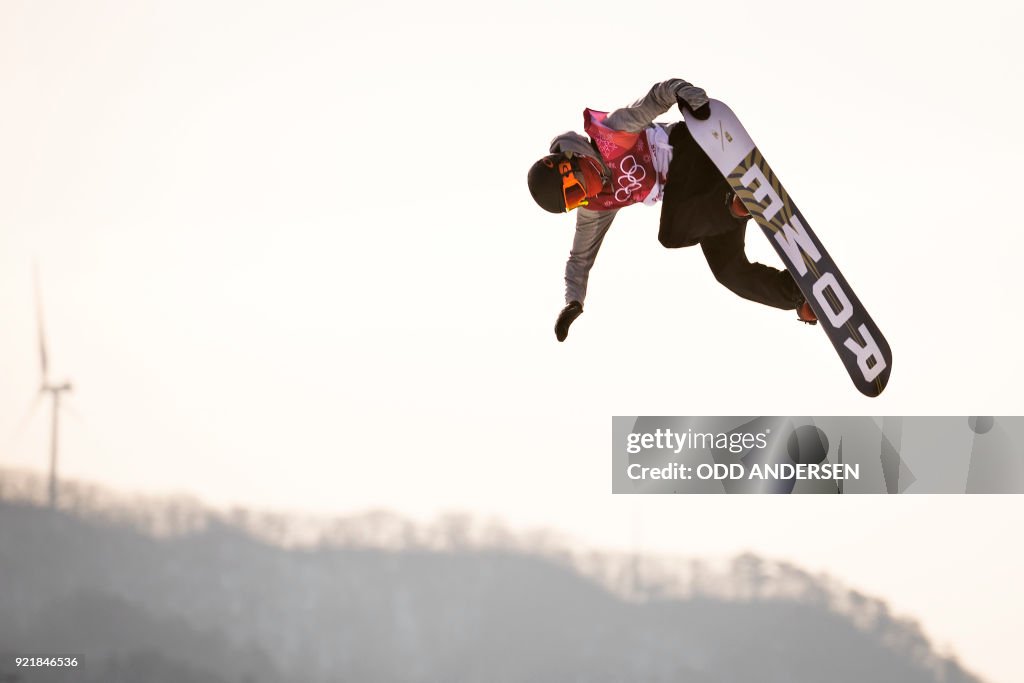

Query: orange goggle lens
557,160,589,211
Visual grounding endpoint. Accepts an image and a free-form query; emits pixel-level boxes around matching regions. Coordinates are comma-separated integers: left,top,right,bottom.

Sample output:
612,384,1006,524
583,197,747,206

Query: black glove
678,97,710,121
554,301,583,342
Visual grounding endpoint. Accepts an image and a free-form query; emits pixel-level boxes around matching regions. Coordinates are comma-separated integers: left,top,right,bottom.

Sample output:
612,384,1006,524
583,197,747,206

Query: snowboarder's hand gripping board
684,99,892,397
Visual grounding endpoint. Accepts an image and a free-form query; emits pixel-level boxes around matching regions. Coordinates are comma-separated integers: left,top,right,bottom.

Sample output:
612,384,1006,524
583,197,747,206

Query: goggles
546,156,589,211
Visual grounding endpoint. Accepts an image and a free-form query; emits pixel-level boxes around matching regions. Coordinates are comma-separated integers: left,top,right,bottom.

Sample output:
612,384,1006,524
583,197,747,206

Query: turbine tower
34,266,73,510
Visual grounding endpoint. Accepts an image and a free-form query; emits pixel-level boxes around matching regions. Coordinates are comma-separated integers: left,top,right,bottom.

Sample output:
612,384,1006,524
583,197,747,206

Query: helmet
528,153,589,213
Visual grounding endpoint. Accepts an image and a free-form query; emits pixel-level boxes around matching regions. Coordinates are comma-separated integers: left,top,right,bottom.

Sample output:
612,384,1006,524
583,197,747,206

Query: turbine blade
8,391,45,447
33,263,50,384
61,396,83,422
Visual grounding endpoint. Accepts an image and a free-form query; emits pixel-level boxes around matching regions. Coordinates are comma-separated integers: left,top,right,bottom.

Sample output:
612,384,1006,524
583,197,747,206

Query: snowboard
684,100,891,397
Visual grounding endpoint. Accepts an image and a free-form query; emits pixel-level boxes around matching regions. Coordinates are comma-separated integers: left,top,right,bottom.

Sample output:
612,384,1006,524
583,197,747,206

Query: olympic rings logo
614,155,647,202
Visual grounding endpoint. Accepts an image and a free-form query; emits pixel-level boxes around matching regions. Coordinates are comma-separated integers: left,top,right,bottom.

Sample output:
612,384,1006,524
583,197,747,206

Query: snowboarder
528,78,818,342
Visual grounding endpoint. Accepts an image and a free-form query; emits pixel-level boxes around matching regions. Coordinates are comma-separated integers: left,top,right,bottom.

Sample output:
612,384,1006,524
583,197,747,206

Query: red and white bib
583,109,659,211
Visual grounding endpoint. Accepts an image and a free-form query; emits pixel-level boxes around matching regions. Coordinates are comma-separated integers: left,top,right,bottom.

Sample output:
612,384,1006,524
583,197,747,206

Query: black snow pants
658,123,803,311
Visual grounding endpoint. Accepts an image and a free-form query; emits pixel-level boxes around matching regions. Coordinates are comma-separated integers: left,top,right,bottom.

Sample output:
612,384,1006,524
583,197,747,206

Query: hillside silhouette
0,469,983,683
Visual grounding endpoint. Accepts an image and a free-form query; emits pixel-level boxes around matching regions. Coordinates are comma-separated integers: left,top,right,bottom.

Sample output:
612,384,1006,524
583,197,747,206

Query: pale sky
2,1,1023,682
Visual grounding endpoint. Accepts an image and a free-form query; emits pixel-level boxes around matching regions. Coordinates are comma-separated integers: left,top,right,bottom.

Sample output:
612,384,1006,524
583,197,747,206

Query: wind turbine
33,265,73,510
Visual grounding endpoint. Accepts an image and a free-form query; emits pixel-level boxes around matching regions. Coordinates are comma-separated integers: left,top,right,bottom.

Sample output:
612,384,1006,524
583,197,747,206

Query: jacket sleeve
564,207,618,304
603,78,708,133
549,130,601,160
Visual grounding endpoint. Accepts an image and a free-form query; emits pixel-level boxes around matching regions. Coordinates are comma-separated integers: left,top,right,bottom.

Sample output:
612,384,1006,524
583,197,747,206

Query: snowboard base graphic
685,100,891,397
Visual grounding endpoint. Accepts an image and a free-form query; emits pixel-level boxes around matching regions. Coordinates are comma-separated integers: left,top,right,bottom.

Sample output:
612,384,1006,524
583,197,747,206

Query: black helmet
528,153,589,214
